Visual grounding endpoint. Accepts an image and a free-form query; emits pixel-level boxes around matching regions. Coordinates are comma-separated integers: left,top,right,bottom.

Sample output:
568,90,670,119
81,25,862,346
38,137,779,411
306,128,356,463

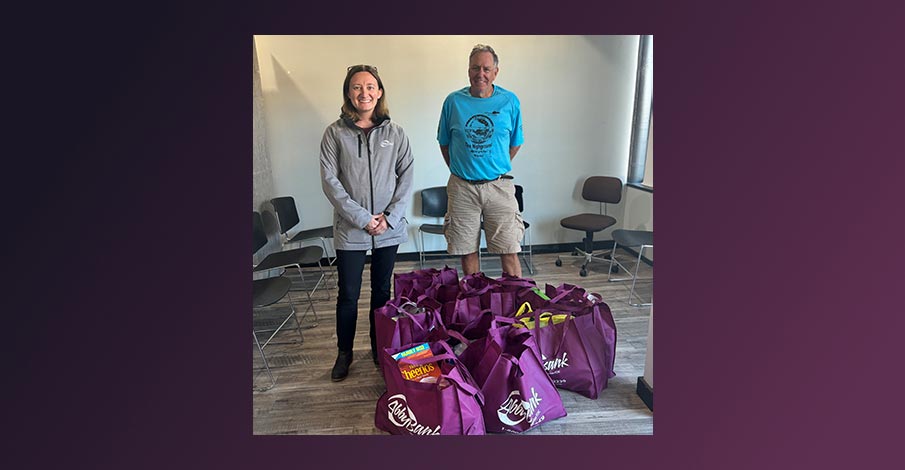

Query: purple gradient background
5,1,903,469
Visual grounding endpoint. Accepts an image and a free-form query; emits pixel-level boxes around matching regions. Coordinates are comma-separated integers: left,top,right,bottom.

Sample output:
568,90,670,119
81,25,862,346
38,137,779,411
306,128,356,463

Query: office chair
607,229,653,307
269,196,336,289
478,184,534,274
418,186,452,269
253,211,325,326
555,176,623,277
253,212,312,391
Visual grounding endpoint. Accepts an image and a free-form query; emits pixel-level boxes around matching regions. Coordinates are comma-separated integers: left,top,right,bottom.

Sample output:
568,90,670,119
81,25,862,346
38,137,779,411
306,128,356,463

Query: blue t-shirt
437,85,524,181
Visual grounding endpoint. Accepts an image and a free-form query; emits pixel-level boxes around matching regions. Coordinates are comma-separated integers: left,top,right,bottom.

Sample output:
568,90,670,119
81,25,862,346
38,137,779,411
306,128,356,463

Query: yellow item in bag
515,302,534,318
514,302,567,329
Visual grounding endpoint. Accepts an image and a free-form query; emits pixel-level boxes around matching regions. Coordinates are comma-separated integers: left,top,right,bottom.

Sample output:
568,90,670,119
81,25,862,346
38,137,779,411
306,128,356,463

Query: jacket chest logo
379,139,393,148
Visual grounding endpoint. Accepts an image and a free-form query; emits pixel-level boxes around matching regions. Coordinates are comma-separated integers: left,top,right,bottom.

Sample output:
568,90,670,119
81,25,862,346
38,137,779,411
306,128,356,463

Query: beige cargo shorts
443,174,525,255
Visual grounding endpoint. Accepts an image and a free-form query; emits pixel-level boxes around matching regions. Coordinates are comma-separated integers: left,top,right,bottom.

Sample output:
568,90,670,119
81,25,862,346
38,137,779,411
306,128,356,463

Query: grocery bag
374,297,449,361
514,294,617,399
455,319,565,433
375,340,485,435
393,266,459,302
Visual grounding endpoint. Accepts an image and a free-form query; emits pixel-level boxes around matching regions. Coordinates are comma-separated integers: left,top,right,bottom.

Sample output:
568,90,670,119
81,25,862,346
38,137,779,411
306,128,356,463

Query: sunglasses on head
347,64,378,73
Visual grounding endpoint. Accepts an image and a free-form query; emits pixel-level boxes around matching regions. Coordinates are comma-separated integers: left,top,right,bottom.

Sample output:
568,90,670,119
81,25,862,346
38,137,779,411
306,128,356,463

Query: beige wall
253,35,643,254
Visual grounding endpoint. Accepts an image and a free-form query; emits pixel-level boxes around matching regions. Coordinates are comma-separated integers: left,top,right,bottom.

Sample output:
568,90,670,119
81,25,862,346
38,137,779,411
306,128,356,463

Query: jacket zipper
364,129,376,250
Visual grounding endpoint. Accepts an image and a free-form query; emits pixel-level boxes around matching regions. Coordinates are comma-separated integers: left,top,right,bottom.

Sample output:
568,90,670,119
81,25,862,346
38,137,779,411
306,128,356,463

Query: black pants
334,245,398,353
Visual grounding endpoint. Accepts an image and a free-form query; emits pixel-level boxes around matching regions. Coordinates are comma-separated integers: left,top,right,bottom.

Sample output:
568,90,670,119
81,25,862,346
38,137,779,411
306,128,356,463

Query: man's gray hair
469,44,499,67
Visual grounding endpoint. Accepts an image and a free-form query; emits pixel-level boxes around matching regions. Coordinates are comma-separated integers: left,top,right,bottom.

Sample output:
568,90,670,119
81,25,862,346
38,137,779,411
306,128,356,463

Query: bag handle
382,299,419,315
514,301,534,319
501,353,524,378
460,274,498,296
382,301,429,333
516,301,575,357
546,288,593,314
484,315,521,345
394,310,428,332
490,316,518,327
548,284,603,311
414,294,442,310
547,312,576,358
496,274,536,290
446,330,470,345
442,369,481,397
548,285,579,304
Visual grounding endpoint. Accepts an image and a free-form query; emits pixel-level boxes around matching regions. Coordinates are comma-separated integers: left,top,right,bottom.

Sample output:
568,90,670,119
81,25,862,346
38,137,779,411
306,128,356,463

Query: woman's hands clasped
365,213,388,236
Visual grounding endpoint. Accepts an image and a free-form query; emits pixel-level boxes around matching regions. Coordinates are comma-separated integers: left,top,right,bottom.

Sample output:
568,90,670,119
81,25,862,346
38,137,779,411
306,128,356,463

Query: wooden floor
252,250,653,435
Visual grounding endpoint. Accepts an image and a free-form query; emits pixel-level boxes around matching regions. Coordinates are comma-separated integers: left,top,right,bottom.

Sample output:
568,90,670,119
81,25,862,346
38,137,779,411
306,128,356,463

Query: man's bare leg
461,252,480,275
500,253,522,277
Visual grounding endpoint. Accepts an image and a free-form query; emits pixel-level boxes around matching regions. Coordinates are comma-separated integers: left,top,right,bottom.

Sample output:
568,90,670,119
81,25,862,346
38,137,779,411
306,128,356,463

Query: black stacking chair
253,211,320,391
253,276,299,392
608,229,654,307
555,176,623,277
253,211,325,325
269,196,336,288
514,185,535,274
418,186,450,269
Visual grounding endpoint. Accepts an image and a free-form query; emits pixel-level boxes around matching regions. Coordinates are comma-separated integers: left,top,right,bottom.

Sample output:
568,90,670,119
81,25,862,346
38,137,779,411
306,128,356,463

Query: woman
320,64,414,382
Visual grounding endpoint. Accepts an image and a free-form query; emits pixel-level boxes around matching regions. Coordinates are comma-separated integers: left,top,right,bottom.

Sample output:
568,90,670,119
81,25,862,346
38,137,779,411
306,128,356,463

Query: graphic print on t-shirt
464,113,494,157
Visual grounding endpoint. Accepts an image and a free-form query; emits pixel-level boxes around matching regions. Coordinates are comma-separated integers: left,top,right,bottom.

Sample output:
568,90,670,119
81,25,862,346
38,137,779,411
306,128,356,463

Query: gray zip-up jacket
320,116,414,251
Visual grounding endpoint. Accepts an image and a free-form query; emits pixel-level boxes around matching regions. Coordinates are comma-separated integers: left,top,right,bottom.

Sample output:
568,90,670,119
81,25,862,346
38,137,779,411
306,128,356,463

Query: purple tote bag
374,297,449,359
443,273,537,337
393,266,459,301
456,320,566,433
375,340,486,435
515,292,617,399
544,284,618,379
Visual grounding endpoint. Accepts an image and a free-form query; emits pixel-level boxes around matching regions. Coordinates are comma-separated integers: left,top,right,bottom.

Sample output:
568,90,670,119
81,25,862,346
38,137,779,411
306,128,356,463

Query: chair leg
420,231,458,269
253,328,275,391
260,303,302,349
317,237,338,292
477,231,483,272
629,245,653,307
608,244,653,307
419,231,425,269
252,287,305,391
523,227,534,275
310,260,328,302
607,241,619,281
313,261,326,318
293,260,329,303
293,263,320,327
285,291,305,341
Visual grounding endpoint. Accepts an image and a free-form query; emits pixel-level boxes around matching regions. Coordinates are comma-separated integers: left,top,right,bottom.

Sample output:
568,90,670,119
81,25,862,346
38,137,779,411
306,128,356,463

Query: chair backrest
420,187,448,218
514,184,525,213
581,176,623,205
253,211,268,254
270,196,300,235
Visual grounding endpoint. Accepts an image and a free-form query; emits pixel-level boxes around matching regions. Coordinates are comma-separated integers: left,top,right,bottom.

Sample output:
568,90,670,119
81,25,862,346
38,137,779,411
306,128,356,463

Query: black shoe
331,350,353,382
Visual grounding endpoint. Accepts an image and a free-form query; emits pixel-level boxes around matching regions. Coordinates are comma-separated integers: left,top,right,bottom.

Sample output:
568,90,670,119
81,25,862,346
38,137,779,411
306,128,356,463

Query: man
437,44,525,277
